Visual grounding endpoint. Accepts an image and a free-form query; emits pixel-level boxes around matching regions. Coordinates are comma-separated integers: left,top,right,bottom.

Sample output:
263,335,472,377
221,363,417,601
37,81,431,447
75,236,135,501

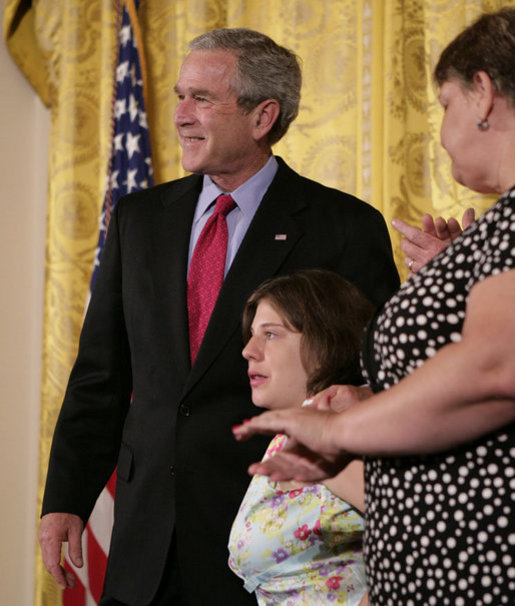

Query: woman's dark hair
434,8,515,105
242,269,374,396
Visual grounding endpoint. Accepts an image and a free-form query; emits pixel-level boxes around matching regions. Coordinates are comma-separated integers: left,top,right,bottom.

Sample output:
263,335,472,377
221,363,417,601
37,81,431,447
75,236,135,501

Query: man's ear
251,99,280,141
472,70,495,123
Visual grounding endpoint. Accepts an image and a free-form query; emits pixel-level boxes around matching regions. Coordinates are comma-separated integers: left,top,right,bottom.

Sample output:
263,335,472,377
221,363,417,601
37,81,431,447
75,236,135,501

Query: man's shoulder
274,157,380,218
116,173,202,212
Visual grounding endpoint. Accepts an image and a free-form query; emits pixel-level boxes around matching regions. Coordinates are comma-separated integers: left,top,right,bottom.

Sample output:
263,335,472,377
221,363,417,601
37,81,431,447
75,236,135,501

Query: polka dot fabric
361,188,515,605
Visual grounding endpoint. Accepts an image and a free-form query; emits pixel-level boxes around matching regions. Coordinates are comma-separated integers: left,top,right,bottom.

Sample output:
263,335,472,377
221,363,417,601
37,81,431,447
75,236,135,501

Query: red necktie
187,194,236,362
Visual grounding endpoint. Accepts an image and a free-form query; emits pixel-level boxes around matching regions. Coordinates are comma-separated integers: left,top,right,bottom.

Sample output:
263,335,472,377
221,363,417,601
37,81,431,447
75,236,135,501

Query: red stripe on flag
63,560,86,606
87,528,109,603
106,469,117,498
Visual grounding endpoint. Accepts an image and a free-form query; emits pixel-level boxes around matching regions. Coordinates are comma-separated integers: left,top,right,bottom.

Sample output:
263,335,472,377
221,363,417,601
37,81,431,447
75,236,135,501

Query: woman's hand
233,406,351,482
392,208,475,275
311,384,372,412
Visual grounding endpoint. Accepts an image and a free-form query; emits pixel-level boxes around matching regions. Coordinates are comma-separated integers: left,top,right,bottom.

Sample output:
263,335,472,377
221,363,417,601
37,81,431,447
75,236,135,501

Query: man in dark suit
39,28,399,605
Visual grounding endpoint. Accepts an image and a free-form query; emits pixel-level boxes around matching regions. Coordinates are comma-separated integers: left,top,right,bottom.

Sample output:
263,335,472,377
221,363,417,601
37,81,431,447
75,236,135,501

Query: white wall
0,32,49,605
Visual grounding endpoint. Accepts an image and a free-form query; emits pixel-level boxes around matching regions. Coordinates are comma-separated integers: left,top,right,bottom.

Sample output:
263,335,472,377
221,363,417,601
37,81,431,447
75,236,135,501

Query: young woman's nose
242,335,261,361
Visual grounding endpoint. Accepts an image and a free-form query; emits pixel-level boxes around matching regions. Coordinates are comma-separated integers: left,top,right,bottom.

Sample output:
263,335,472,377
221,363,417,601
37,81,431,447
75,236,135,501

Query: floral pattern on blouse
228,434,366,605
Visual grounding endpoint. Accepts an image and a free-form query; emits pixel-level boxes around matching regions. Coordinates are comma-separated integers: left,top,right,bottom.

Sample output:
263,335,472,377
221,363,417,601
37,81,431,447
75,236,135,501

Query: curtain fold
3,1,512,604
379,0,500,243
4,2,117,604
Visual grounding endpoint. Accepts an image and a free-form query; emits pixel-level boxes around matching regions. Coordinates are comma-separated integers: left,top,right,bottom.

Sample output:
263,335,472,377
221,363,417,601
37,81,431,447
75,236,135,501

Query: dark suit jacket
42,158,399,605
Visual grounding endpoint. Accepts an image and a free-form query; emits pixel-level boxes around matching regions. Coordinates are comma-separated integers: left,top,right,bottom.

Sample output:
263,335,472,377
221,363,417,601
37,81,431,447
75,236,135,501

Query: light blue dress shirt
187,155,279,276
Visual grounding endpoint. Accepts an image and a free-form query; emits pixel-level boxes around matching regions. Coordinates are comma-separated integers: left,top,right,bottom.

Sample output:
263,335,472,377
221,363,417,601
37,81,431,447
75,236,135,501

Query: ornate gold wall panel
3,1,514,604
379,0,503,252
4,1,117,604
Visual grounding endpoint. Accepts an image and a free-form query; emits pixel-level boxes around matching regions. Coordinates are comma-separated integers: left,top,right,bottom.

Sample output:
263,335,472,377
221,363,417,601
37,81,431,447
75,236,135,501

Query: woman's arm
234,270,515,480
323,459,365,513
358,592,369,606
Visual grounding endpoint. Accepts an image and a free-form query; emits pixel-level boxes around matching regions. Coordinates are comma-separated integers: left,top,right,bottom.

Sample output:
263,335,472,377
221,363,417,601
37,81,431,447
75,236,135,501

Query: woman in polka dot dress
234,8,515,605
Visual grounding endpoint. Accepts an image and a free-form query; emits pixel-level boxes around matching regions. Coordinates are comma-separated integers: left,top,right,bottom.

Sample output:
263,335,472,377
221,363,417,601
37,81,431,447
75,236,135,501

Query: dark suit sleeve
335,201,400,307
41,201,133,522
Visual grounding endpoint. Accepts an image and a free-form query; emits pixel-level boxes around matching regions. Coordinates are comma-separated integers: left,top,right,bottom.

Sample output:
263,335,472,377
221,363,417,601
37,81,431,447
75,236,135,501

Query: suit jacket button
169,465,175,476
179,404,191,417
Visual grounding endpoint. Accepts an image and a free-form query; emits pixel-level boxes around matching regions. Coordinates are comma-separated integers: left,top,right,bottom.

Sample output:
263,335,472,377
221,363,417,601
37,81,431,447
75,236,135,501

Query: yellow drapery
2,0,512,604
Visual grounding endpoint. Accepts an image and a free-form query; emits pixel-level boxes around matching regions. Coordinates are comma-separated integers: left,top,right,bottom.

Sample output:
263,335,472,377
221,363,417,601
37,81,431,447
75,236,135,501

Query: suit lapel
152,175,202,383
182,161,307,396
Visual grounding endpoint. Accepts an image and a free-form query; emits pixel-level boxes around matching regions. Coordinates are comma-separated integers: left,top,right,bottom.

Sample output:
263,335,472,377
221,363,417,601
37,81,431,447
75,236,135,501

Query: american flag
63,1,153,603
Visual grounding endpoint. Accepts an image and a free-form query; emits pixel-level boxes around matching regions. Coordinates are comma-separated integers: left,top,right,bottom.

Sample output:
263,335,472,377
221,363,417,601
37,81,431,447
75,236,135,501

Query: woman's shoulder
262,434,288,460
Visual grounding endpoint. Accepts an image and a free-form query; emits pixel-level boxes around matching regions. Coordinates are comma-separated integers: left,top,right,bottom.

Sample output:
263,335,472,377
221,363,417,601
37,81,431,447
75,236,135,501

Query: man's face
174,49,262,191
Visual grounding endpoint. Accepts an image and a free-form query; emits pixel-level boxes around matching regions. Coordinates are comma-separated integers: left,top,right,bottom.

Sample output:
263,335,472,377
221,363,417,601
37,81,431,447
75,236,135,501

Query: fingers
311,384,368,413
40,548,69,589
233,408,332,459
38,513,83,589
38,531,72,589
67,522,84,569
391,218,421,241
65,568,77,588
248,453,311,482
249,449,336,483
445,217,462,241
421,214,437,236
310,384,342,411
233,411,287,441
434,216,452,240
394,217,452,272
437,208,475,243
462,207,475,229
394,209,475,273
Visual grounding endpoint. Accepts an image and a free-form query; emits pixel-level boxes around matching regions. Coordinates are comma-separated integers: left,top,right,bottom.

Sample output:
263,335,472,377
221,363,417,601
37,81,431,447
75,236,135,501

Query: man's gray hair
189,28,302,145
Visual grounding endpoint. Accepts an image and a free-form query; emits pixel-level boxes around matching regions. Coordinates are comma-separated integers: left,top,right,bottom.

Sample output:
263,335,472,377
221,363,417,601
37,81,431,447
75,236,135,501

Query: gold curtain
2,0,513,604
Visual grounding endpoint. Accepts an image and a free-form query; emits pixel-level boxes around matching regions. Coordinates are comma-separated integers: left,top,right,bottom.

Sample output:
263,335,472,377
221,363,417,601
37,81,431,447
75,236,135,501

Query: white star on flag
119,24,131,46
125,168,138,192
139,111,148,129
109,170,120,190
126,132,141,158
128,94,139,121
116,60,129,83
113,133,124,152
114,98,127,119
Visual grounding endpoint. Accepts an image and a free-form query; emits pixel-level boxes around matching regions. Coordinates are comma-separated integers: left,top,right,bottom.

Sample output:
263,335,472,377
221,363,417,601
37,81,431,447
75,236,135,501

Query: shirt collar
194,155,279,222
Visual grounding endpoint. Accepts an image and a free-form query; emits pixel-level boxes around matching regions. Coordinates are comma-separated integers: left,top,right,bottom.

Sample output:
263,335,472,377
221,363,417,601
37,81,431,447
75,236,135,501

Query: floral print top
228,434,366,605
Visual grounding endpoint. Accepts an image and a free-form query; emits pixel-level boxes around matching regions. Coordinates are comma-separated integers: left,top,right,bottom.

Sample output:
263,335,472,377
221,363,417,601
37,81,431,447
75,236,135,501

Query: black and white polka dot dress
361,188,515,605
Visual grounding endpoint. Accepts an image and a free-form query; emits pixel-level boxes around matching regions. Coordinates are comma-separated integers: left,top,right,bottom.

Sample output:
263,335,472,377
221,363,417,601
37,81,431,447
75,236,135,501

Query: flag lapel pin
274,234,287,241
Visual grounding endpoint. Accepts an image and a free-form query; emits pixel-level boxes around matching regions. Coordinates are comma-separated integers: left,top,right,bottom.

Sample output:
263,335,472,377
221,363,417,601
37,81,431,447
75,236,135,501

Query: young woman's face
242,300,311,410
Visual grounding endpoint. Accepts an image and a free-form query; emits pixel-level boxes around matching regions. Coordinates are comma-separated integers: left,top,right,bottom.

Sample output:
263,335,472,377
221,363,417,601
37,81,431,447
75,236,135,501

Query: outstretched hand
233,406,351,482
39,512,84,589
392,208,475,275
